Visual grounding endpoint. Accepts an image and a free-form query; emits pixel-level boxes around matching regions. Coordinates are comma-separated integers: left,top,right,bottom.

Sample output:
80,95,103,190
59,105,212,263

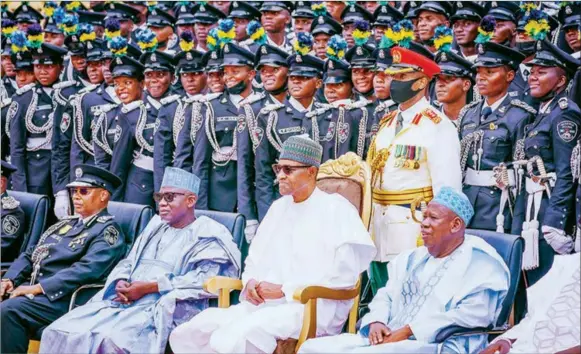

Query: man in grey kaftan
39,168,241,353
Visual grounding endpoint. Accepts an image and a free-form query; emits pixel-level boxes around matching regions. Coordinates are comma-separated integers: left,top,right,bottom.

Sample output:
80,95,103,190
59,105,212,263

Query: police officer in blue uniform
145,7,178,54
109,31,174,207
191,2,227,52
1,161,25,263
53,25,97,219
304,36,367,163
340,3,375,48
0,164,125,354
253,45,323,221
154,31,207,192
93,38,143,170
12,3,43,30
511,39,581,285
371,2,404,43
230,1,262,50
8,35,67,197
290,1,315,33
1,30,18,100
458,41,535,233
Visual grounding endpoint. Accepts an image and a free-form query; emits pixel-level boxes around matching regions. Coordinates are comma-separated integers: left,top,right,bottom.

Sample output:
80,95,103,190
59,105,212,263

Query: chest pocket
215,117,237,146
484,127,511,160
525,128,551,161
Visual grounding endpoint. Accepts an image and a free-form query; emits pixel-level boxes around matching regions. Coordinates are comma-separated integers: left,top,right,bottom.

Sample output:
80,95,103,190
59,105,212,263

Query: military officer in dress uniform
93,37,143,170
457,41,535,233
8,36,67,197
366,35,461,292
154,30,207,193
52,25,97,219
305,35,367,163
511,39,581,285
109,32,174,207
1,161,25,263
254,41,324,222
433,27,476,122
0,164,125,354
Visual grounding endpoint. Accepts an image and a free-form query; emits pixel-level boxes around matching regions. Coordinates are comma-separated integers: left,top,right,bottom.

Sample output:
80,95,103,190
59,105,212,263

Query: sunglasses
153,192,189,203
272,164,311,176
70,187,94,196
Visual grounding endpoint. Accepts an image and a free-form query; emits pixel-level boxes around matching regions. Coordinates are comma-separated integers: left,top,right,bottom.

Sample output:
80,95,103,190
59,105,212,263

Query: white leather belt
465,168,515,187
132,154,154,171
27,137,51,150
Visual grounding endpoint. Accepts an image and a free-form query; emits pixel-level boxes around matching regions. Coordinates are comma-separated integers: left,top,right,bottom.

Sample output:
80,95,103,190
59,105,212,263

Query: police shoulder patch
78,84,99,94
53,80,77,90
160,94,181,105
557,120,578,143
60,112,72,133
104,225,120,246
121,100,144,114
2,215,20,235
510,99,537,115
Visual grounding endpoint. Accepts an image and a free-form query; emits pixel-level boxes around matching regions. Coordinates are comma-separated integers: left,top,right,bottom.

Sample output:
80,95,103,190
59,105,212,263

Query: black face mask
390,78,422,104
266,82,288,96
516,41,535,57
226,80,247,95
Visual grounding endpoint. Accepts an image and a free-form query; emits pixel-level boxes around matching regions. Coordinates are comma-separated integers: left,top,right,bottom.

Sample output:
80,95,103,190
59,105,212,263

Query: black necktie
481,107,492,122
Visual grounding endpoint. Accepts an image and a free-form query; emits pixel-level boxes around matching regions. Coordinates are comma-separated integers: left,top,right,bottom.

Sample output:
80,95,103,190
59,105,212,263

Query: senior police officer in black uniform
0,164,125,354
511,39,581,285
1,161,25,263
458,41,536,233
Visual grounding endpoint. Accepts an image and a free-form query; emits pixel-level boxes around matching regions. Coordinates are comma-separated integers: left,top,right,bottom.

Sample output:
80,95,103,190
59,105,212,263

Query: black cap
559,2,581,31
86,39,105,62
340,4,373,24
147,8,175,28
221,42,255,67
127,42,143,60
1,160,17,178
44,16,64,34
530,39,580,77
192,3,226,24
229,1,261,20
450,1,486,24
11,48,34,71
311,15,343,36
155,2,175,13
111,54,146,78
287,53,325,78
417,1,453,18
140,50,175,72
103,3,141,22
175,48,206,73
203,49,223,73
259,1,293,13
373,4,404,27
292,1,315,19
1,6,14,24
373,46,394,71
323,58,351,84
474,42,525,70
13,4,43,24
68,164,122,194
65,33,87,56
174,2,195,25
346,44,376,69
255,43,290,69
403,1,421,19
32,43,68,65
77,10,106,28
486,1,520,23
435,50,475,81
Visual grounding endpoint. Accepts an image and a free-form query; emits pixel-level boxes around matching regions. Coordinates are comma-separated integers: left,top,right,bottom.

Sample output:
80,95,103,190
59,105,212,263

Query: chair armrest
69,283,105,312
434,325,509,342
203,276,243,308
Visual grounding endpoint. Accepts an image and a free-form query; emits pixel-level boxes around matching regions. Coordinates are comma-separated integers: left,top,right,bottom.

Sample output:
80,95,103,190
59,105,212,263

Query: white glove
54,190,71,220
575,228,580,253
542,225,574,255
244,220,259,243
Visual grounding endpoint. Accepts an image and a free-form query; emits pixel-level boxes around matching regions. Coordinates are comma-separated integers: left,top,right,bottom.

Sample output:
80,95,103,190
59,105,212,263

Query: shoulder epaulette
53,80,77,89
379,110,397,126
259,102,286,115
62,214,80,220
457,99,481,122
121,100,144,113
160,94,181,105
97,215,115,223
347,99,371,110
306,103,333,118
558,97,569,110
198,92,222,103
510,99,537,115
97,103,118,114
78,84,98,94
1,196,20,210
15,83,35,95
1,97,12,108
240,92,265,106
420,107,442,124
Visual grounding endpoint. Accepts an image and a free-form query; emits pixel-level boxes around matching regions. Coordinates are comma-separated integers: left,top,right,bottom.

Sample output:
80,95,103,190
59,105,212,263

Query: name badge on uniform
69,232,89,249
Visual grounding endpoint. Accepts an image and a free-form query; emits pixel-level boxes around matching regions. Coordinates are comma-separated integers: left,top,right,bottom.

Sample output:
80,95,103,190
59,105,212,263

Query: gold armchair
203,152,372,353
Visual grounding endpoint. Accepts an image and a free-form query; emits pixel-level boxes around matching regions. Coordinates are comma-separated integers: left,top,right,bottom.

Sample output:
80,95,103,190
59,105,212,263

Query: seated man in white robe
39,167,241,354
169,135,377,354
299,187,510,354
481,253,580,354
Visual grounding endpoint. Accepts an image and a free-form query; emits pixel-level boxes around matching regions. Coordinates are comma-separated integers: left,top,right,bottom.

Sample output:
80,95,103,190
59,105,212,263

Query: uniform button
490,191,494,194
36,154,40,158
490,137,495,141
560,221,564,225
142,184,146,188
42,115,46,119
225,127,229,132
213,166,216,170
39,273,43,276
534,145,538,149
564,208,567,212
